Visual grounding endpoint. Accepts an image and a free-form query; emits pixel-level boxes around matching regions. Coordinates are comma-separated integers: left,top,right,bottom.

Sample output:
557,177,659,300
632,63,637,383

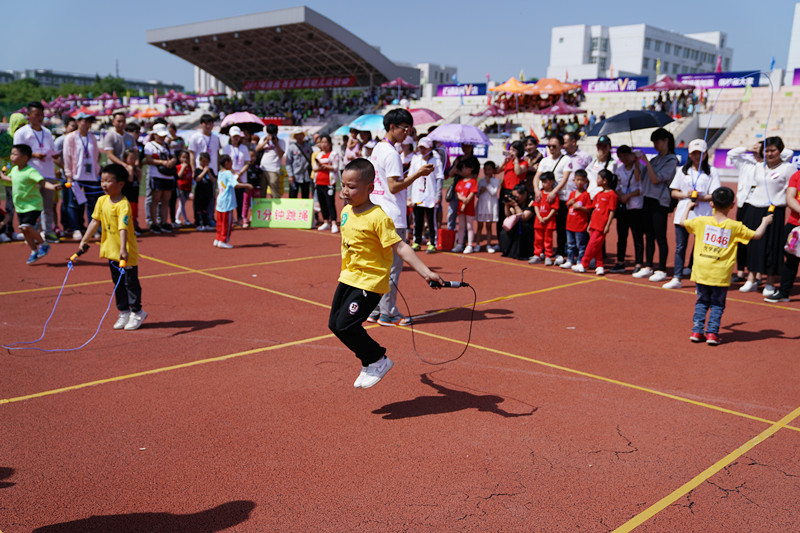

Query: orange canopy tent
527,78,580,96
134,107,161,119
488,77,535,95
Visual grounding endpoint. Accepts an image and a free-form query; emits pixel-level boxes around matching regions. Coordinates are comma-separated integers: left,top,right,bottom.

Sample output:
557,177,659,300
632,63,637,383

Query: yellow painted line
613,403,800,532
140,254,329,309
201,253,339,272
404,327,800,432
0,270,194,296
0,332,337,405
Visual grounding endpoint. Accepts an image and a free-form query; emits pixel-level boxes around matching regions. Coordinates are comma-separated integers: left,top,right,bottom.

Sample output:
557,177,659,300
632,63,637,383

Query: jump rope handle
768,205,776,213
69,244,90,263
429,280,470,289
690,190,698,200
119,260,127,268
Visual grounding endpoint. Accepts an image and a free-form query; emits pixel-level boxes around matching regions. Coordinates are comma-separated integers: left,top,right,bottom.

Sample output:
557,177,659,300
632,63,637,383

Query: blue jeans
692,284,727,335
566,230,589,263
673,225,693,279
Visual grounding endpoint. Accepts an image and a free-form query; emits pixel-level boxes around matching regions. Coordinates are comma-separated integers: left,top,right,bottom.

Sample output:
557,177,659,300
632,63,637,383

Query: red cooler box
436,228,455,251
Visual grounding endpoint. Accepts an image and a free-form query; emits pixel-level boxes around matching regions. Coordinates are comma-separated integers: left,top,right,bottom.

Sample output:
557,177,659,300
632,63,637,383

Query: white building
785,3,800,85
547,24,733,82
416,63,458,86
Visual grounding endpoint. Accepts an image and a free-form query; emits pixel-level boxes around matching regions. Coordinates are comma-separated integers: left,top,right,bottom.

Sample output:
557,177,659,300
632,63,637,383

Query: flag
743,78,753,102
656,58,661,76
564,69,569,81
770,56,776,71
610,64,614,77
715,55,722,73
519,69,525,82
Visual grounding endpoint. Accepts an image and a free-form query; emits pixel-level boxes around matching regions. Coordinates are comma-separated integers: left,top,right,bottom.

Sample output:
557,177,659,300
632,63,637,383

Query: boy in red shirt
530,171,559,264
573,169,618,275
562,169,592,269
453,156,479,254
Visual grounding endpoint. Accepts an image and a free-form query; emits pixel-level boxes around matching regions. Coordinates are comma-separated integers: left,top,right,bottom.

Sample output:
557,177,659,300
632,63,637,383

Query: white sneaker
560,261,573,269
649,270,668,282
360,356,394,389
353,367,368,388
317,222,331,231
113,311,131,330
217,241,234,249
762,284,776,297
632,267,653,279
463,245,474,254
472,244,481,253
0,233,10,243
487,246,496,254
595,267,605,276
331,223,339,234
196,225,206,232
571,263,586,273
124,310,147,331
213,240,219,247
544,257,553,266
554,255,565,266
528,255,542,264
663,278,683,289
739,280,759,292
452,244,465,253
12,232,25,241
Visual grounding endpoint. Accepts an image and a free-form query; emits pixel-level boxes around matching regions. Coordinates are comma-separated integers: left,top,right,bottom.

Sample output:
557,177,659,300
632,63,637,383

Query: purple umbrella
426,123,492,146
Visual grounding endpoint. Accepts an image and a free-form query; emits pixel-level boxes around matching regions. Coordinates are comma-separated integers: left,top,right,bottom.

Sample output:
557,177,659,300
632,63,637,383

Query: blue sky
5,1,796,90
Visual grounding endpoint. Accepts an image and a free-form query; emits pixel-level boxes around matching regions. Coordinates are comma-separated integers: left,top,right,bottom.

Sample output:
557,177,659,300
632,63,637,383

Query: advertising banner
580,77,648,93
435,83,487,97
793,68,800,86
676,71,759,89
242,76,356,91
251,199,314,228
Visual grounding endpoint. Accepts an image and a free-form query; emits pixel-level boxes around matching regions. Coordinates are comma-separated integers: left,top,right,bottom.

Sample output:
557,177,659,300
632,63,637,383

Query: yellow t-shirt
91,195,139,266
338,204,401,294
684,216,755,287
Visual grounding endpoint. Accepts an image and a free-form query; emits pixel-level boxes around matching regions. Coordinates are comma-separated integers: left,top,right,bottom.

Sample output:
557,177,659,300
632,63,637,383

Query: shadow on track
0,467,15,488
144,319,234,336
721,322,800,343
373,373,537,420
32,500,256,533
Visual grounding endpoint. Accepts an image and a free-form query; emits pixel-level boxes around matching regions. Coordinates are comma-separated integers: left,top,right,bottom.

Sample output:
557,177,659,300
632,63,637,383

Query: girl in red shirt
530,171,559,264
175,151,193,227
573,169,618,275
453,157,480,253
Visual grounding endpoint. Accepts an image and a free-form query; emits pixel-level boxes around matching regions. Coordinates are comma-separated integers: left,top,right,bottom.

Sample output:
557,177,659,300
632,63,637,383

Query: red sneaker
690,332,705,343
706,333,721,345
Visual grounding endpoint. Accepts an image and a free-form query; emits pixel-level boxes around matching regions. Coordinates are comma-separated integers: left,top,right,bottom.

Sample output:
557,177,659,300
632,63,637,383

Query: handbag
445,181,455,202
785,226,800,258
502,214,520,232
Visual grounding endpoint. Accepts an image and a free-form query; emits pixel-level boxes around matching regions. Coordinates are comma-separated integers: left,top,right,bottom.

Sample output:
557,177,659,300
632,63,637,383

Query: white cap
401,135,414,145
418,137,433,149
688,139,707,153
228,125,243,137
151,123,168,137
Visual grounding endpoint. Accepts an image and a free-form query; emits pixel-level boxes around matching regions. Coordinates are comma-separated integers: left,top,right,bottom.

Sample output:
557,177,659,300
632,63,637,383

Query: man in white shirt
14,101,62,242
368,109,433,326
188,114,221,222
256,123,286,198
553,132,593,261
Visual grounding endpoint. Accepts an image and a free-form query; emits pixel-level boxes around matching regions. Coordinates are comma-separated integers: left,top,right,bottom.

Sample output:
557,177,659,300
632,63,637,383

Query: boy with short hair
0,144,61,264
78,163,147,330
682,186,772,345
329,158,444,389
214,154,254,249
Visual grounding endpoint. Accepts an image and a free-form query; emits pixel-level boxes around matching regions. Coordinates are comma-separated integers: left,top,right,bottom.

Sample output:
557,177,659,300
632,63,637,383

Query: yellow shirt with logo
338,204,401,294
91,195,139,266
684,216,755,287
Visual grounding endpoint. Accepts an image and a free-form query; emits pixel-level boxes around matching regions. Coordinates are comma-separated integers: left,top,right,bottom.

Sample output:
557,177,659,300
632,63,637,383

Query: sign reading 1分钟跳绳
251,199,314,229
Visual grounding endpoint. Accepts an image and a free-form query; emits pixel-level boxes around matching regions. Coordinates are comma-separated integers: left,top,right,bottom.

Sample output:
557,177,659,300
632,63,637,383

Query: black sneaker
149,224,162,234
764,291,790,303
731,274,747,283
608,263,626,273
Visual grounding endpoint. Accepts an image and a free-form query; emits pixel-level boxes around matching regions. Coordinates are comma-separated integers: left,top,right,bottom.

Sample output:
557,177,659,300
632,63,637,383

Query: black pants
328,283,384,367
643,197,669,270
616,206,644,265
555,202,568,257
110,261,142,313
317,184,337,221
413,205,436,246
290,181,311,199
194,181,213,226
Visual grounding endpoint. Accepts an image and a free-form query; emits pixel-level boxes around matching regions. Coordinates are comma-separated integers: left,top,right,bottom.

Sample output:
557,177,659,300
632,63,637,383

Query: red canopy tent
380,77,418,89
535,98,586,115
469,104,508,117
69,105,98,118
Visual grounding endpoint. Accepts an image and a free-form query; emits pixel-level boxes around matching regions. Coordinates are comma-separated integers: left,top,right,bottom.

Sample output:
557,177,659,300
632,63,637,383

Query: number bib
703,225,731,248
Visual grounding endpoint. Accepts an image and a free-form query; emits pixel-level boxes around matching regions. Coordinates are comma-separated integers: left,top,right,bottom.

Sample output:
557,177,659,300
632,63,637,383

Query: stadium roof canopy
146,6,420,91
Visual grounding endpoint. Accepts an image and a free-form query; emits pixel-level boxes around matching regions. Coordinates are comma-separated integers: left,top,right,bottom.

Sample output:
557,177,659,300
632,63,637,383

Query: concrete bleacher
710,87,800,150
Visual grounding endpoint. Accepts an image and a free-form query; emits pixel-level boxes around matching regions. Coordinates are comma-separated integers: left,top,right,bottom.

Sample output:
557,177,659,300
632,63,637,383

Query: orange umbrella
134,107,160,118
488,77,535,95
528,78,580,96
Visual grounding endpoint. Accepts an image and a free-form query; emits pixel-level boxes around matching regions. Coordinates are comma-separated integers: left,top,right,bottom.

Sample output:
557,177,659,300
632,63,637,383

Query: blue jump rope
2,244,126,353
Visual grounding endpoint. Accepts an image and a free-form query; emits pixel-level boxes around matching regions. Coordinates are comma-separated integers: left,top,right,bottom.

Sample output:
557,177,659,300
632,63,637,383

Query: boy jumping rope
681,186,772,345
329,158,444,389
78,163,147,331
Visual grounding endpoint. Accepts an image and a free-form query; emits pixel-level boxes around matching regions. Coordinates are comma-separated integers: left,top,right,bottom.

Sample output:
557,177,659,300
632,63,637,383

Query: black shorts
151,177,176,192
18,210,41,227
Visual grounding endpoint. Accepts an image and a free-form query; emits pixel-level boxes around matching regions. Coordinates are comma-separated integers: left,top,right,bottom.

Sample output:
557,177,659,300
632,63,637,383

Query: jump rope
390,267,477,365
2,245,127,353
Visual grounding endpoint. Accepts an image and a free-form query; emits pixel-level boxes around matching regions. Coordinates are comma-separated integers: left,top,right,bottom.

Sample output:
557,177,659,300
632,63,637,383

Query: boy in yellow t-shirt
682,186,772,345
78,164,146,331
329,158,444,389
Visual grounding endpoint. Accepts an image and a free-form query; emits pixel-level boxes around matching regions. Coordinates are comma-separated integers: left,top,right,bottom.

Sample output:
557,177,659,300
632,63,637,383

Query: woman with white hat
143,123,177,233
